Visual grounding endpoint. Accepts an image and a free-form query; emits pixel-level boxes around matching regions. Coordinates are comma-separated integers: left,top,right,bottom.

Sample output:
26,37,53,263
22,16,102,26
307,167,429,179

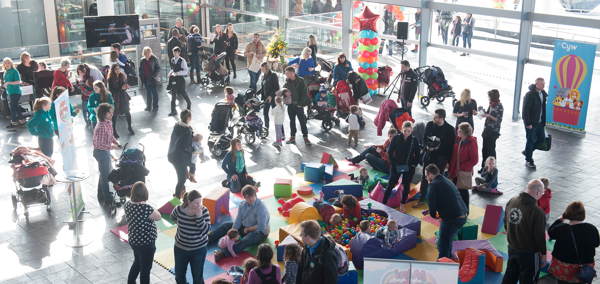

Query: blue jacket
27,110,54,139
233,198,270,236
333,61,353,85
428,175,468,220
222,151,248,180
288,57,315,77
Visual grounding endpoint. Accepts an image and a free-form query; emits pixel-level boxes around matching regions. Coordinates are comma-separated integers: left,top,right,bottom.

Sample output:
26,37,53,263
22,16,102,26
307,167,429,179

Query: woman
549,201,600,284
168,110,193,199
77,63,104,83
52,58,75,92
260,62,282,138
479,89,503,173
287,47,315,84
107,64,134,137
16,52,37,86
170,190,211,284
3,58,25,129
125,182,161,284
49,86,79,135
307,34,318,65
451,16,462,47
211,24,227,56
224,23,239,79
347,71,369,104
452,89,477,130
332,52,353,87
383,121,421,212
292,0,304,16
139,47,161,112
88,81,114,130
93,103,120,205
222,138,256,193
448,122,479,211
109,51,126,73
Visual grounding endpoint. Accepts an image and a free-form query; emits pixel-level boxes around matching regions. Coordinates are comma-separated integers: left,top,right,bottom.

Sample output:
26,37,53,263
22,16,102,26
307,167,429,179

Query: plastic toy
277,193,305,217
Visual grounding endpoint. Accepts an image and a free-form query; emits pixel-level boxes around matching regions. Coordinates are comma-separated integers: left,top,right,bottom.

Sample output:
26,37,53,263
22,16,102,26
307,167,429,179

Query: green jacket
283,75,310,107
26,109,54,139
49,101,77,130
4,68,22,95
88,92,114,124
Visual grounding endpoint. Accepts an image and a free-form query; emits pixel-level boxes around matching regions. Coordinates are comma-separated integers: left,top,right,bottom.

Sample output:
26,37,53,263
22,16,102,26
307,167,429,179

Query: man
210,185,270,261
380,5,395,56
502,179,547,284
522,78,547,168
243,33,266,91
296,220,339,284
283,66,311,145
425,164,468,259
311,0,324,14
187,26,205,84
346,128,397,173
111,43,127,67
167,47,191,116
167,18,188,41
414,109,455,208
397,60,418,117
167,29,182,62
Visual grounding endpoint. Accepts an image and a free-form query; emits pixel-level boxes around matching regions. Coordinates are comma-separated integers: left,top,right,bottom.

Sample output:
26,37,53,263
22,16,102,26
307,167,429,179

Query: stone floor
1,46,599,283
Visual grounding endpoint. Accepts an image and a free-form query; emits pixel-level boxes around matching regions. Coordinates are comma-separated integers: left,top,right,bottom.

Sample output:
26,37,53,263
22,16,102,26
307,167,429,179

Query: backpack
124,58,137,77
333,244,349,275
252,265,279,284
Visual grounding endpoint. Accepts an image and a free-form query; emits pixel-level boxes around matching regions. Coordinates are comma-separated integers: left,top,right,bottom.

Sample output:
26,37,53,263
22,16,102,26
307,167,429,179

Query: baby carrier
199,52,231,87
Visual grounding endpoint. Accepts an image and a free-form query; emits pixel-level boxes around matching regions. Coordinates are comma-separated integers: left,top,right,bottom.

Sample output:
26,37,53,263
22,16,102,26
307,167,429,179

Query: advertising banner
364,258,458,284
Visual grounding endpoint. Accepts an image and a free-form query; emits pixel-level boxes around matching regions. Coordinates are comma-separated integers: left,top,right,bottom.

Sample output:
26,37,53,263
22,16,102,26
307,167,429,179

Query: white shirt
271,104,285,125
347,113,360,130
538,90,543,123
168,56,189,77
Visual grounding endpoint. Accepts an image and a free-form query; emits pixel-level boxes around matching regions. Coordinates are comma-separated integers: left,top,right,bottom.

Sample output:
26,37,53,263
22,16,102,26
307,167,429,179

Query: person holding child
26,97,54,157
271,96,285,147
346,105,361,147
346,128,397,173
248,244,281,284
88,81,114,130
473,156,501,194
281,243,301,284
189,133,209,183
167,110,194,199
222,138,257,193
168,46,192,117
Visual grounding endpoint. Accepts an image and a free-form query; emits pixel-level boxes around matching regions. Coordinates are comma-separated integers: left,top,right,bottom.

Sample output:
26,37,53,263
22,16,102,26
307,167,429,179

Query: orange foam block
289,202,323,224
202,187,230,224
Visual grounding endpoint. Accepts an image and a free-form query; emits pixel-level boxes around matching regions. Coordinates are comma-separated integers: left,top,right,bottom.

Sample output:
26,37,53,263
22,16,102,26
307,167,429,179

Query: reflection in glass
0,0,49,60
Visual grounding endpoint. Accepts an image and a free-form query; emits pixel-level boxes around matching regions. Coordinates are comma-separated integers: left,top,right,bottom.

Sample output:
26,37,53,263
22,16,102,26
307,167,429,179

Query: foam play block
451,239,504,273
304,162,325,182
278,193,306,217
350,227,417,269
279,223,303,244
202,187,230,224
297,186,313,195
481,204,504,235
274,178,292,197
289,202,323,224
458,219,479,240
458,248,485,284
360,198,421,236
158,197,182,214
324,164,334,182
321,152,339,167
322,179,363,199
435,230,459,242
277,234,299,262
369,181,402,207
338,261,358,284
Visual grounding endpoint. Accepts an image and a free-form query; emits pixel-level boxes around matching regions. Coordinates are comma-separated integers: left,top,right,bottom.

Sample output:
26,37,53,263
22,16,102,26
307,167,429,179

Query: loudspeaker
397,22,408,40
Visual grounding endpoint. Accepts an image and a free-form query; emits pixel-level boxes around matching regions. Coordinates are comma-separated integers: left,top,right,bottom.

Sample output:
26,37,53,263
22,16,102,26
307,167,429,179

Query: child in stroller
309,85,339,132
199,52,231,87
107,143,149,215
234,89,258,117
235,97,269,145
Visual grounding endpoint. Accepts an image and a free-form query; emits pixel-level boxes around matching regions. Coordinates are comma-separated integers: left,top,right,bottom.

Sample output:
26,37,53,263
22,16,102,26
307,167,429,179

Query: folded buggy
234,98,269,144
108,143,149,215
208,102,235,157
200,52,231,87
9,146,57,218
335,80,365,127
414,65,456,107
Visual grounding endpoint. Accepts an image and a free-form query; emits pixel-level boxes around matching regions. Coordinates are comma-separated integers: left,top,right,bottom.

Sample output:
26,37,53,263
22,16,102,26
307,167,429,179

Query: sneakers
4,122,19,129
286,137,296,144
272,141,282,147
304,138,311,145
345,157,357,165
214,250,226,262
168,111,178,116
334,190,344,195
526,161,536,168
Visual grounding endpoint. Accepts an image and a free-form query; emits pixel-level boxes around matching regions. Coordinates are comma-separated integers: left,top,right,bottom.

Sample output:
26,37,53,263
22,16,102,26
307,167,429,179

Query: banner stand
57,171,92,248
546,124,586,135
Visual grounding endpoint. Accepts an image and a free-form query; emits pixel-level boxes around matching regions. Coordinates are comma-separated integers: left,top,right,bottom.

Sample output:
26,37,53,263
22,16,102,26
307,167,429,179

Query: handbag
569,226,597,283
361,93,372,104
395,137,413,174
455,140,473,189
248,56,261,73
537,134,552,151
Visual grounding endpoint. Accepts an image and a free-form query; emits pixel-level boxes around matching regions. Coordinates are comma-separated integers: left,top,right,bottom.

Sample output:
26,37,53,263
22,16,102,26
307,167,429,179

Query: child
225,86,235,104
538,177,552,226
312,192,342,226
329,193,361,228
168,46,192,116
248,244,281,283
218,229,240,257
212,279,234,284
26,97,54,157
241,258,259,284
473,156,501,194
189,133,209,183
271,96,285,147
375,220,400,247
315,85,333,109
79,77,94,126
349,167,369,185
281,243,301,284
359,220,370,234
346,105,361,147
3,57,25,129
88,80,114,130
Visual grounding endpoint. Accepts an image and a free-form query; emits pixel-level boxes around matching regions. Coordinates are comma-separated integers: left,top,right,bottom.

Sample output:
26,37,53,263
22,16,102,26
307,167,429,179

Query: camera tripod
384,39,406,99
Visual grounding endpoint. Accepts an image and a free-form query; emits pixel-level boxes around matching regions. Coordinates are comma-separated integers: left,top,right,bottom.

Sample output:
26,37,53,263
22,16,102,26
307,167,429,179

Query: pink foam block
158,197,181,214
481,204,504,235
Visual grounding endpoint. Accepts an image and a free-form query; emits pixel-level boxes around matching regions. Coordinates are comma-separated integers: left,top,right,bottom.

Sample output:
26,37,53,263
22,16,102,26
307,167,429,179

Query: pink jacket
374,99,398,136
218,236,238,257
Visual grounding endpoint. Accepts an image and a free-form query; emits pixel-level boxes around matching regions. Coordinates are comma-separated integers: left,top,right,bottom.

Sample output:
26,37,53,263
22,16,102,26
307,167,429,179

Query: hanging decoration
186,4,200,22
355,6,380,96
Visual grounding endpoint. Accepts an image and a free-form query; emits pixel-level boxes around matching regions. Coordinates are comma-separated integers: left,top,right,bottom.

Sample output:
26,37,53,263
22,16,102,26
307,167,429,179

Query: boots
190,72,196,84
189,174,197,183
196,72,201,84
411,45,419,52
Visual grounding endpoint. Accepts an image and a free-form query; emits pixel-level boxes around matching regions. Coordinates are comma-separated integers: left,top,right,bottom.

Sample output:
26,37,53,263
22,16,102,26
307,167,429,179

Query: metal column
341,0,354,57
280,0,289,31
512,0,535,120
98,0,116,66
418,1,432,97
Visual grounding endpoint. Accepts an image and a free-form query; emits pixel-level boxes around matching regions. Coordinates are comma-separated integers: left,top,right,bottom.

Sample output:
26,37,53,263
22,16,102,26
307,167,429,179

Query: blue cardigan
288,57,315,77
333,61,353,85
222,151,248,179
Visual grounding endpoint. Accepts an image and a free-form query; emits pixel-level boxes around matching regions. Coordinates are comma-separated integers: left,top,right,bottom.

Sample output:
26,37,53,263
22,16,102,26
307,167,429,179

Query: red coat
344,204,362,227
319,204,336,225
537,188,552,214
374,99,398,136
448,136,479,178
374,139,392,168
52,69,73,89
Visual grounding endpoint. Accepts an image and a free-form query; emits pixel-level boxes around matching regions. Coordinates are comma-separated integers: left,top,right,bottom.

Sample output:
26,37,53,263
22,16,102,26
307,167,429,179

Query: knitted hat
319,85,327,93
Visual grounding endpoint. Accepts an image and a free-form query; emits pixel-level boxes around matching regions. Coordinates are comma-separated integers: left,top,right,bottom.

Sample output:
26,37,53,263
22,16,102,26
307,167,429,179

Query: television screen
84,15,140,48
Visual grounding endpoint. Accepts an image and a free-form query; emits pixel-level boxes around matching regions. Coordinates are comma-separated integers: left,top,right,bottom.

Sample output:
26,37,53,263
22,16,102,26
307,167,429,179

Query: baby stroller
9,146,57,218
316,57,335,86
234,89,258,117
199,52,231,87
308,86,340,132
107,143,149,215
208,102,235,157
388,108,415,131
414,65,456,107
234,98,269,144
335,80,365,127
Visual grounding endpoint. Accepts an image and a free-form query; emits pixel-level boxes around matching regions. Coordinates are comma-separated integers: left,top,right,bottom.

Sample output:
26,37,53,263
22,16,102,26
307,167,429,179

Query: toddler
375,220,400,247
538,177,552,226
218,229,240,258
315,85,333,109
281,243,301,284
328,193,361,228
346,105,362,147
271,96,285,147
225,86,235,104
473,156,501,194
312,192,342,226
241,258,259,284
189,134,209,183
349,167,369,185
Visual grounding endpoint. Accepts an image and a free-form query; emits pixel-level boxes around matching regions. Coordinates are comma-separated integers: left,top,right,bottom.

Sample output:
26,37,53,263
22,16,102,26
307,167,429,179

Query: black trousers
502,246,541,284
112,110,132,135
419,154,447,202
481,134,498,169
173,163,187,195
170,76,191,113
383,166,415,205
450,177,470,213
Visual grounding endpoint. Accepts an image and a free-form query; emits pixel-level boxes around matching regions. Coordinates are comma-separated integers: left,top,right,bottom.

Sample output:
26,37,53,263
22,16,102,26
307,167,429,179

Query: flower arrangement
265,28,288,65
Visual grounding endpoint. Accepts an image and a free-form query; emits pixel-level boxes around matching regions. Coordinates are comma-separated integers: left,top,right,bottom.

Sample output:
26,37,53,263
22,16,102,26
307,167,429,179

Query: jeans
248,69,262,91
401,98,413,117
228,174,256,193
351,146,390,173
81,99,90,123
38,137,54,158
145,79,159,110
174,245,207,284
128,242,156,284
524,124,545,162
383,166,415,205
173,163,187,195
502,246,541,284
93,149,113,200
208,222,268,256
189,53,201,73
419,154,448,202
9,93,24,122
452,35,460,46
288,104,308,138
437,217,467,259
462,32,473,48
441,26,449,45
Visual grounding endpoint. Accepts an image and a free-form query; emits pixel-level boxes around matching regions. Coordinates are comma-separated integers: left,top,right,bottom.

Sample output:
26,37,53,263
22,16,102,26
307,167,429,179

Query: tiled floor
1,48,599,283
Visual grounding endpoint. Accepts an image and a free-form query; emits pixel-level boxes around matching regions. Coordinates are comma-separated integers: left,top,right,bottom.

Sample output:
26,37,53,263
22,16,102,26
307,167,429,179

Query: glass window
239,0,278,15
432,0,522,11
135,0,159,19
56,0,87,55
209,7,276,27
529,22,600,66
0,0,49,60
159,0,184,42
534,0,600,17
290,0,340,18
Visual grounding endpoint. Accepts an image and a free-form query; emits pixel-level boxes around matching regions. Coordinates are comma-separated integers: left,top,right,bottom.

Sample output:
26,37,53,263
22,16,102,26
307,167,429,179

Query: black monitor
84,15,140,48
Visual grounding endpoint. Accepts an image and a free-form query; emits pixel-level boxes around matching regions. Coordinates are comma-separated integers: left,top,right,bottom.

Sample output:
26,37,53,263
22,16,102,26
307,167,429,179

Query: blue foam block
338,261,358,284
324,164,334,182
277,235,299,262
305,163,325,182
322,179,363,199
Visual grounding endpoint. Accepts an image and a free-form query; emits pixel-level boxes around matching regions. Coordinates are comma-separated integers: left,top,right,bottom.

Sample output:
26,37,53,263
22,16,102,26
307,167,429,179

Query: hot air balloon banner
547,40,596,133
365,258,458,284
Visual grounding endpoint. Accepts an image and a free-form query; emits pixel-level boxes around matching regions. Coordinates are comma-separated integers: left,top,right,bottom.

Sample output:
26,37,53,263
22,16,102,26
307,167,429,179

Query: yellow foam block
405,241,440,262
419,220,439,241
154,248,176,270
162,227,178,238
289,202,323,224
279,223,303,245
404,200,424,218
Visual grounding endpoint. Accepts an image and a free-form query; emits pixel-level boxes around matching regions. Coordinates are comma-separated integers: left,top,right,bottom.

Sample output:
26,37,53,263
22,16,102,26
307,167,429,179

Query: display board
84,15,140,48
364,258,459,284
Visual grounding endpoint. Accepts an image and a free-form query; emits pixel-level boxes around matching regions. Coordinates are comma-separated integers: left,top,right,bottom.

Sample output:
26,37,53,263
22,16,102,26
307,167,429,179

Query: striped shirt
281,260,298,284
170,205,210,251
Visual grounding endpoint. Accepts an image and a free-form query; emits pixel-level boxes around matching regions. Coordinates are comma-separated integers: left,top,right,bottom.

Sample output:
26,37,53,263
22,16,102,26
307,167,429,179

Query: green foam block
457,219,479,240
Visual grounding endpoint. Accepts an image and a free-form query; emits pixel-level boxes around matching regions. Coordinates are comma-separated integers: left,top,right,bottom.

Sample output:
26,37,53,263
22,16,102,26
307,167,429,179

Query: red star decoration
354,6,380,33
